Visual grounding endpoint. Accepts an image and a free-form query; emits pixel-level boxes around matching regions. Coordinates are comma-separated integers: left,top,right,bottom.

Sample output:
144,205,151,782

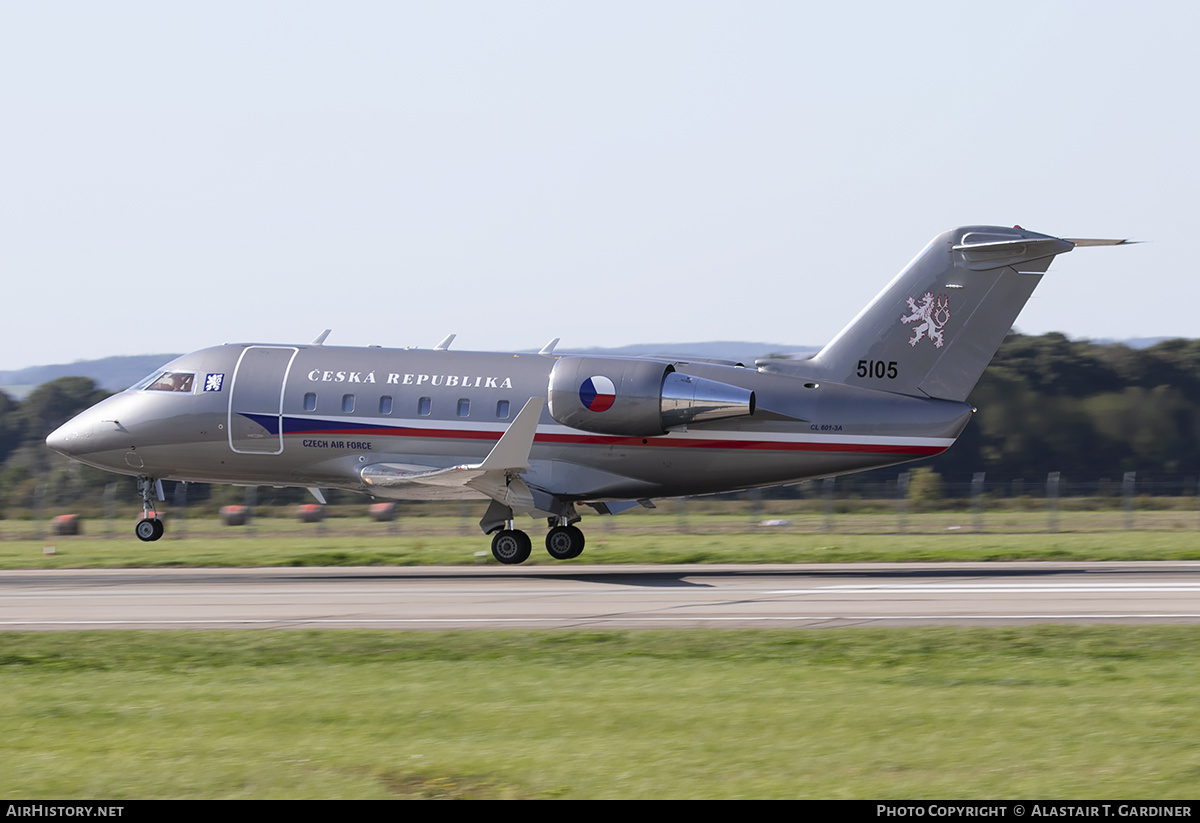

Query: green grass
6,507,1198,799
4,518,1200,568
3,628,1199,798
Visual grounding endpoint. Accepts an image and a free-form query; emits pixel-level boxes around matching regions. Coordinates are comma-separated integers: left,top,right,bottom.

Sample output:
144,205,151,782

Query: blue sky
2,1,1195,369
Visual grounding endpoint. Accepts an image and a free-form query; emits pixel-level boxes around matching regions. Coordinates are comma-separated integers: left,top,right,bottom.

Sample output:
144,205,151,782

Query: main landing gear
490,519,586,565
490,529,532,564
545,524,585,560
135,477,165,542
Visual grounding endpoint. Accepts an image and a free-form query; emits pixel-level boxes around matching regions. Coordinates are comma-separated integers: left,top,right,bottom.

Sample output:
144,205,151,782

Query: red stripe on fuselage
286,424,946,456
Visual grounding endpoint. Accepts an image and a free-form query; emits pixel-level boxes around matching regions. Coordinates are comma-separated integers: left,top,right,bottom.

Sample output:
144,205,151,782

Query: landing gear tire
491,529,532,565
545,525,585,560
136,518,164,542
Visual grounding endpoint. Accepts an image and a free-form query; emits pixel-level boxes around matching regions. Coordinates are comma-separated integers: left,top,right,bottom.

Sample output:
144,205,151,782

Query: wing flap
359,397,545,513
360,464,488,489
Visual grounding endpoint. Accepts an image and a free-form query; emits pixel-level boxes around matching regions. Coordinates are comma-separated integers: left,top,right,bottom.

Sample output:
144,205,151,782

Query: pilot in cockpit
147,372,195,393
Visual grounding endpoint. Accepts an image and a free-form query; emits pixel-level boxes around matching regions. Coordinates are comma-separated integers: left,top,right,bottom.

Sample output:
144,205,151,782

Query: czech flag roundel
580,375,616,412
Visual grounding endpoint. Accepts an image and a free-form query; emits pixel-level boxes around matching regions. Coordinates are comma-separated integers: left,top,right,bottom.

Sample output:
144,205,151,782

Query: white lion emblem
900,293,951,348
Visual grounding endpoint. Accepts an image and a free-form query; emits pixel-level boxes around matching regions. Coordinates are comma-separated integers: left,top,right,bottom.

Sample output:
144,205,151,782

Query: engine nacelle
547,357,756,436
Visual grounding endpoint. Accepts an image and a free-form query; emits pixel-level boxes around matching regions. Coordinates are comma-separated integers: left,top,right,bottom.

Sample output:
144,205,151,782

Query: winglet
539,338,561,356
478,397,544,471
311,329,332,345
434,334,456,351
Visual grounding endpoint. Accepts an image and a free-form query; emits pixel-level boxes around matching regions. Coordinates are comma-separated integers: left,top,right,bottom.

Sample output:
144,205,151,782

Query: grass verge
3,627,1199,798
5,527,1200,568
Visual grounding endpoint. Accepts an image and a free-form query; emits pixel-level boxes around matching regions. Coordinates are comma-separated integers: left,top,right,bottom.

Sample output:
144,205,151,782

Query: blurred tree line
0,376,314,515
928,333,1200,483
0,377,115,514
2,332,1199,515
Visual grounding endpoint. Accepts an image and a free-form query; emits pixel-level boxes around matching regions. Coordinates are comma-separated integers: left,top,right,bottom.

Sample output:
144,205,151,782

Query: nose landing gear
135,477,165,542
135,516,164,541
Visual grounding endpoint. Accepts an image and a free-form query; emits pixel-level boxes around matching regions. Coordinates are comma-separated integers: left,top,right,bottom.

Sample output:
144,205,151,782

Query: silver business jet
46,226,1128,563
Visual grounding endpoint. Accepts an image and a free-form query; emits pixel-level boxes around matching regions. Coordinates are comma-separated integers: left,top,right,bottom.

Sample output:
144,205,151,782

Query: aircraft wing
359,397,544,512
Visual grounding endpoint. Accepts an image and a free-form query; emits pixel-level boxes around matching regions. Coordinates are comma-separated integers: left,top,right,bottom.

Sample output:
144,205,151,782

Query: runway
3,561,1200,630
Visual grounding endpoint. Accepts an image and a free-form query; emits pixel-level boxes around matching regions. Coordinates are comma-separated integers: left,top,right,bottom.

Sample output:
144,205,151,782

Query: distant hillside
0,354,181,398
1089,337,1171,349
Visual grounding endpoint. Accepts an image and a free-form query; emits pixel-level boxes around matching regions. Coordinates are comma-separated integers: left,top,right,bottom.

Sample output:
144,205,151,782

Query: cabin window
496,400,510,419
303,392,317,411
418,396,431,416
342,394,355,413
457,399,470,417
379,395,393,415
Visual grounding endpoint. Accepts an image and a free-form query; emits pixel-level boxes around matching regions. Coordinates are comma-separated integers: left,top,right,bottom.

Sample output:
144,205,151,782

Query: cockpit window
138,371,196,393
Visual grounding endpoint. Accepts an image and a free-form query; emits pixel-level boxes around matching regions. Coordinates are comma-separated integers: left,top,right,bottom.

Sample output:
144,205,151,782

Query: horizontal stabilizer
1063,237,1138,247
951,233,1073,272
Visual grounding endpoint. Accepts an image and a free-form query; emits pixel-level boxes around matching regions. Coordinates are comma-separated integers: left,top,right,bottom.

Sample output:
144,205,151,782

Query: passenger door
228,346,298,454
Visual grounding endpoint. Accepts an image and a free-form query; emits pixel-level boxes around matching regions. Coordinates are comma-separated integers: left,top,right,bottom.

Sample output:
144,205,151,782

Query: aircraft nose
46,418,86,456
47,393,145,465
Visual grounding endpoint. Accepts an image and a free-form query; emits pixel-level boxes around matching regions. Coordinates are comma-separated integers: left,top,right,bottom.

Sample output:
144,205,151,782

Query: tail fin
810,226,1076,402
